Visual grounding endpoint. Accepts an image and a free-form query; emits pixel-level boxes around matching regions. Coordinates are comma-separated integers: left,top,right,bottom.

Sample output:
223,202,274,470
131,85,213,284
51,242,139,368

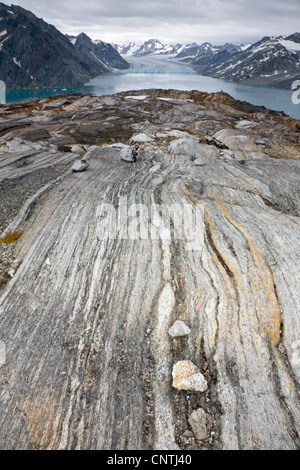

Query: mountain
114,39,248,58
69,33,129,70
0,3,129,89
175,42,245,60
114,39,182,56
185,34,300,89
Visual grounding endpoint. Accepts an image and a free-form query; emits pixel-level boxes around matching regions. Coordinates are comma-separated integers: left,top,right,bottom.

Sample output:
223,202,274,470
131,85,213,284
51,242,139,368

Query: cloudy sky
9,0,300,45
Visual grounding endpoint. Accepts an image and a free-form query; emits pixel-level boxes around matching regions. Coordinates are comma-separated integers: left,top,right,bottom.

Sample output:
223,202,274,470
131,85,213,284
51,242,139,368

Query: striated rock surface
0,89,299,450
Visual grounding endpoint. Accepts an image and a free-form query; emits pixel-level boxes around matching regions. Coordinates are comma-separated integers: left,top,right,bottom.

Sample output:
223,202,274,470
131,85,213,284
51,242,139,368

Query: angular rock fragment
120,145,139,162
188,408,208,441
71,159,89,172
235,120,259,129
149,163,161,173
130,133,154,143
183,430,194,438
71,145,86,155
172,360,208,392
168,320,190,338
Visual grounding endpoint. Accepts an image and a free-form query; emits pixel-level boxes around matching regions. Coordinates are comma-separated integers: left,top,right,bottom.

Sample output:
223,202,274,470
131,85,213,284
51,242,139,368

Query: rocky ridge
0,89,299,449
0,2,129,89
67,33,129,71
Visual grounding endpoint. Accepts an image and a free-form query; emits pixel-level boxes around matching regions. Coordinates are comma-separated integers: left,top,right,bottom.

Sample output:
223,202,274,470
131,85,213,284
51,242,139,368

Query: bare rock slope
0,90,299,450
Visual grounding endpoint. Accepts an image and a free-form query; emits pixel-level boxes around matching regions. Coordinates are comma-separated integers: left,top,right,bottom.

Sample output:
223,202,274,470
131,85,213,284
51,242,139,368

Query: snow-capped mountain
175,42,245,60
187,34,300,89
116,34,300,89
114,39,251,60
114,39,182,56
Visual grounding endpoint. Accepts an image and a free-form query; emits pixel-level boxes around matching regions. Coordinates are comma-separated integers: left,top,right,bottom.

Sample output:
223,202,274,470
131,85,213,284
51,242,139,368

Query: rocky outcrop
0,2,129,89
0,89,299,450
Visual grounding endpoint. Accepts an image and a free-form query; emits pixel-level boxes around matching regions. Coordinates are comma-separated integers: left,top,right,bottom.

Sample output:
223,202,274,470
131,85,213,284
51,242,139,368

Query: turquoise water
4,55,300,119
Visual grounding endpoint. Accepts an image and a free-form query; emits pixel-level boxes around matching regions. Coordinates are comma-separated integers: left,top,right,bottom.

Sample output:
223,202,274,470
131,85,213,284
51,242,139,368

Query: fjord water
6,55,300,119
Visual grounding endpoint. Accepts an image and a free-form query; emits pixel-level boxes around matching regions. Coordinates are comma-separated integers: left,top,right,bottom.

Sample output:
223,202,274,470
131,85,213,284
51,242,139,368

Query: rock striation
0,89,299,450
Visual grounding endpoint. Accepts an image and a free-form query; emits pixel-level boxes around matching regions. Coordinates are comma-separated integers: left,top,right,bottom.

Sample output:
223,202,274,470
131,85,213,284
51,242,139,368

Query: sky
7,0,300,45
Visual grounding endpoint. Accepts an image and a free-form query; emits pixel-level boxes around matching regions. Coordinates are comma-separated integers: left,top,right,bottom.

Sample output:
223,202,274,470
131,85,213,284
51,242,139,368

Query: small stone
235,120,258,129
168,320,190,338
188,408,208,441
8,269,15,277
71,145,86,155
71,159,89,172
120,145,139,162
130,133,154,143
149,163,161,173
172,360,208,392
183,430,194,438
192,159,205,166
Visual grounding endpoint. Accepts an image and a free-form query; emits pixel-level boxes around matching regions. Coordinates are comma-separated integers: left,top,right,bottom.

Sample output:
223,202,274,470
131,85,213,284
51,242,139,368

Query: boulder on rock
120,145,139,162
168,320,191,338
188,408,208,441
71,159,89,172
172,360,208,392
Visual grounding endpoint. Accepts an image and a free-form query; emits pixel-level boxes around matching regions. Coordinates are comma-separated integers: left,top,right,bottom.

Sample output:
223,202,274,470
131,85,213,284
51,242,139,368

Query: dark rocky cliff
74,33,129,70
0,3,129,89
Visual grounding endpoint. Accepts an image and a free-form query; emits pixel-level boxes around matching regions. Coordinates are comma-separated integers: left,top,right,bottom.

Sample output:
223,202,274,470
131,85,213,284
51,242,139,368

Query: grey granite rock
71,159,89,172
188,408,208,441
168,320,191,338
120,145,139,162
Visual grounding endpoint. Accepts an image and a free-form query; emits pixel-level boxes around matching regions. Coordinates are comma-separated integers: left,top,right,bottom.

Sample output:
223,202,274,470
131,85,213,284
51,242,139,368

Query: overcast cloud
7,0,300,45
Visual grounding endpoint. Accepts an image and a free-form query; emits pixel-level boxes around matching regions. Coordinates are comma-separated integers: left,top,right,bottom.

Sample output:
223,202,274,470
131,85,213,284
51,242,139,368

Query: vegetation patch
0,231,24,244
